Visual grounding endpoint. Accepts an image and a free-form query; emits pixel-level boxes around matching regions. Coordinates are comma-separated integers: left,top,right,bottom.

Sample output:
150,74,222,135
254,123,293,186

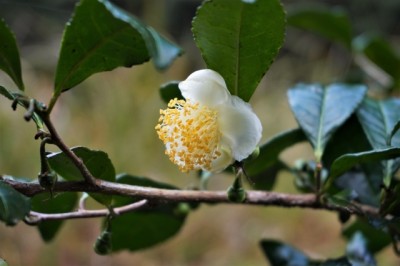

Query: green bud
227,186,246,203
94,230,112,255
38,170,57,190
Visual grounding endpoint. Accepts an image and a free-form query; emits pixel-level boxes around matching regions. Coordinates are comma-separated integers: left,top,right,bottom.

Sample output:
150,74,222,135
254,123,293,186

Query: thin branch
0,177,379,217
25,199,148,224
41,114,97,185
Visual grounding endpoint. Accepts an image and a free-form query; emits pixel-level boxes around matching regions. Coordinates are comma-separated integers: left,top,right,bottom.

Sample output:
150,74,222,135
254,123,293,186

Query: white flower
156,69,262,173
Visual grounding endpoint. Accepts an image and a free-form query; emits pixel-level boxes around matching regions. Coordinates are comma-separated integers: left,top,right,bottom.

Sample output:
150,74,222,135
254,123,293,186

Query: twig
1,178,379,217
25,199,148,224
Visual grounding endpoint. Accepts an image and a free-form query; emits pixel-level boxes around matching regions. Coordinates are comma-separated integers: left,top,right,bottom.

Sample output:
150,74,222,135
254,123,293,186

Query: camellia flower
155,69,262,173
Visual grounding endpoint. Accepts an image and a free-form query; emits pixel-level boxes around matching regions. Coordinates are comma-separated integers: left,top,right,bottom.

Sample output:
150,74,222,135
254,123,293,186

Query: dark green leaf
0,85,14,100
55,0,181,93
389,120,400,146
288,83,367,160
346,232,376,266
343,219,391,253
159,81,183,103
353,34,400,88
287,6,352,48
48,147,115,206
0,181,30,226
329,147,400,180
260,240,309,266
31,192,78,242
244,128,306,190
192,0,285,101
356,97,400,186
108,174,187,252
0,19,24,90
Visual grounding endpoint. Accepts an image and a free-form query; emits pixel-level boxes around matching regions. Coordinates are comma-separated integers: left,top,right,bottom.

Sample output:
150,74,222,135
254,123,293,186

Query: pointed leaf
192,0,285,101
31,192,78,242
288,83,367,160
356,97,400,186
287,6,352,48
48,147,115,206
0,19,24,91
108,174,187,252
389,120,400,145
0,181,30,226
55,0,181,93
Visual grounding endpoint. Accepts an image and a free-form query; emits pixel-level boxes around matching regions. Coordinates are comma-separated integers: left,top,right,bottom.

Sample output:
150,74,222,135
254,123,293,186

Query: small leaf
0,19,24,91
159,81,183,103
356,97,400,186
346,232,377,266
260,240,309,266
108,174,187,252
0,86,14,100
288,83,367,161
55,0,181,93
48,147,115,206
329,147,400,180
0,181,30,226
192,0,285,101
287,6,352,48
31,192,78,242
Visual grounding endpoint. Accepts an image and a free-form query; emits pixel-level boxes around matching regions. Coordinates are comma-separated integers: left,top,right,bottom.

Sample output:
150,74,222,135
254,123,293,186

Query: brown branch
0,177,379,217
25,199,148,224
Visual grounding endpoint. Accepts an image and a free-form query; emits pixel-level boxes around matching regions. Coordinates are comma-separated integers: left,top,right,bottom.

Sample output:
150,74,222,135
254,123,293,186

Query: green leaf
192,0,285,101
0,19,24,91
353,34,400,88
346,232,376,266
287,6,352,48
159,81,183,104
389,120,400,146
0,85,14,100
244,128,306,190
288,83,367,161
260,239,309,266
329,147,400,180
0,258,8,266
343,219,391,253
54,0,181,93
31,192,78,242
356,97,400,186
48,147,115,206
0,181,30,226
108,174,187,252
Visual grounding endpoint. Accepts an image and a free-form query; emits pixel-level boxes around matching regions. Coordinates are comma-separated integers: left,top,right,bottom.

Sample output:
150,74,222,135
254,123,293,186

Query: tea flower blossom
156,69,262,173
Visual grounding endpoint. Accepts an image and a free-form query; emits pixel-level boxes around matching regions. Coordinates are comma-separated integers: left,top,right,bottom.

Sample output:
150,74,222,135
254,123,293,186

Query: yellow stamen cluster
155,98,222,172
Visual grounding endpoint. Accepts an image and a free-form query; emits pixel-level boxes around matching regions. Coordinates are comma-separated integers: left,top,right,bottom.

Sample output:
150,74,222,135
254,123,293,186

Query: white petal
217,96,262,161
179,69,230,107
209,146,234,172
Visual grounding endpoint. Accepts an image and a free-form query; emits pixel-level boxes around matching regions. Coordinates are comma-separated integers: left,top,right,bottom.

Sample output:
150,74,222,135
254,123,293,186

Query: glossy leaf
343,219,391,253
353,34,400,88
356,97,400,186
287,6,352,48
31,192,78,242
346,232,376,266
0,181,30,226
107,174,187,252
159,81,183,104
0,19,24,90
192,0,285,101
244,128,306,190
48,147,115,206
288,83,367,160
54,0,181,93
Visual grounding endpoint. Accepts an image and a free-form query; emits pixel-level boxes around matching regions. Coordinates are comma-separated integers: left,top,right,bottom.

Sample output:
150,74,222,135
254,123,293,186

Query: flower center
156,98,222,172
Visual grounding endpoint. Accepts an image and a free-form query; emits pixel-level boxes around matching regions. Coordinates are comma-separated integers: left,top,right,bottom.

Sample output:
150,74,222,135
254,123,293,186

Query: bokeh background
0,0,399,265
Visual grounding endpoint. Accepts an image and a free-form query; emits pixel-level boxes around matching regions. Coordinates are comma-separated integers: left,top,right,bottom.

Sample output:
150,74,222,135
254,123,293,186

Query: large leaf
192,0,285,101
159,81,183,104
0,19,24,91
287,6,352,48
356,97,400,186
288,83,367,161
244,128,306,190
31,192,78,242
353,34,400,88
0,181,30,226
54,0,181,93
107,174,187,252
48,147,115,206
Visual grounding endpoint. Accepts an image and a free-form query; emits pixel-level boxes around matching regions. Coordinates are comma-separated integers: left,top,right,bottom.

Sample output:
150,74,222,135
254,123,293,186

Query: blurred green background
0,0,399,265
